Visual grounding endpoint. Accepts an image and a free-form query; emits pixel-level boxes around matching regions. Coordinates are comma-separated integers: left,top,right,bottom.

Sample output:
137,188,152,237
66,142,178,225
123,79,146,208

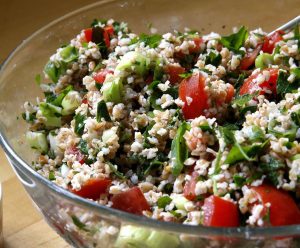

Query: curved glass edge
0,0,300,239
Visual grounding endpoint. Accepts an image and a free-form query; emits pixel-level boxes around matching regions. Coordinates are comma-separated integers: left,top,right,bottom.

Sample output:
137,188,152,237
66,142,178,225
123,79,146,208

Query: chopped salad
23,19,300,228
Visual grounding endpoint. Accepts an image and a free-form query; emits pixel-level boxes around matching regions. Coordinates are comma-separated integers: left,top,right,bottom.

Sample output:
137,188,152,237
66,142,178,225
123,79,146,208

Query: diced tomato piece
262,30,284,54
203,195,239,227
84,28,93,42
66,146,85,164
166,64,186,84
111,187,150,215
189,37,203,53
239,68,279,96
225,84,235,103
240,44,262,70
179,72,209,119
184,171,199,201
71,178,111,200
93,68,113,84
103,26,114,48
251,184,300,226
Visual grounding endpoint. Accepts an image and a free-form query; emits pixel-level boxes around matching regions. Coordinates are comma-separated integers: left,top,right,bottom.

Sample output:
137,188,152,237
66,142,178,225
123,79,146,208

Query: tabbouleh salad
23,19,300,228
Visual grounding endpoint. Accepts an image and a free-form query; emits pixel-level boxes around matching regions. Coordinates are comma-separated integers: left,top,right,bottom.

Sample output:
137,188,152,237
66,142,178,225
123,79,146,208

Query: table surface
0,1,95,247
1,0,300,247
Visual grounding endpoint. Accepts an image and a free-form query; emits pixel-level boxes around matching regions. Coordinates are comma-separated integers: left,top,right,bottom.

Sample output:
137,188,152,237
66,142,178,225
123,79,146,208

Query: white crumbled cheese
140,148,158,159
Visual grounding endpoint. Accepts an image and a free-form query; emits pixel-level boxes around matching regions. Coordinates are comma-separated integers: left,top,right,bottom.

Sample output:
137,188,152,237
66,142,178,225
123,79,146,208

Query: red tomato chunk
111,187,150,215
71,178,112,200
251,184,300,226
203,195,239,227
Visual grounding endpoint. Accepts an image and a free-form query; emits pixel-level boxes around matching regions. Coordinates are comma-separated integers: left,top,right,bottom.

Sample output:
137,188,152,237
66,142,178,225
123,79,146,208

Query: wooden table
0,1,95,247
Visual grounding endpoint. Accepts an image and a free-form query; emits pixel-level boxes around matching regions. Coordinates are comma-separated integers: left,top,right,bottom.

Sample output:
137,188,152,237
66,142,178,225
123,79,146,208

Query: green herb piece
260,157,285,186
107,162,126,179
205,51,222,66
71,215,89,231
291,67,300,80
147,80,160,91
235,73,246,93
135,33,162,48
220,26,248,53
74,114,86,135
232,92,258,107
213,150,222,174
218,125,237,145
157,196,172,209
225,140,269,165
22,112,37,123
78,139,89,155
233,174,246,187
276,70,298,98
199,123,213,133
96,100,111,122
60,45,78,63
153,58,164,80
48,171,56,181
171,122,189,176
179,72,193,79
169,210,182,219
248,125,265,142
268,119,297,141
163,183,173,194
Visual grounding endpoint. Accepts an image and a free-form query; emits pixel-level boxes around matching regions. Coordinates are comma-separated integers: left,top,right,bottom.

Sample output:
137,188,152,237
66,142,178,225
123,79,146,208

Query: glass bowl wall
1,0,300,247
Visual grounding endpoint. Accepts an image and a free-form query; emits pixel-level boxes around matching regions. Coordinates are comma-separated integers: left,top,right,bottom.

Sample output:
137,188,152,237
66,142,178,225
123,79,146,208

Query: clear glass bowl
1,0,300,247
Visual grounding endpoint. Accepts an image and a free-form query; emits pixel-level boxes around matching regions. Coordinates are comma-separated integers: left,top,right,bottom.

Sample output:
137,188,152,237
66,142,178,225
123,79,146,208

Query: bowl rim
1,0,300,239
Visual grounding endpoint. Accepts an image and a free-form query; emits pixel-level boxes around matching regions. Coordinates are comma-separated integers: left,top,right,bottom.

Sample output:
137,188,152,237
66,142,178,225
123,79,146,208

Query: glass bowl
1,0,300,247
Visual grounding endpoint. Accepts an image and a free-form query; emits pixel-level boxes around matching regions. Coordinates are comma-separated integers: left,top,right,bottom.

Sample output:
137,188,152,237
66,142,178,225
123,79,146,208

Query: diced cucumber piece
44,61,66,83
115,225,150,248
146,230,180,248
115,51,150,77
101,75,124,103
61,91,81,115
255,53,274,69
39,102,62,127
26,131,49,153
115,225,180,248
60,45,78,63
173,195,189,211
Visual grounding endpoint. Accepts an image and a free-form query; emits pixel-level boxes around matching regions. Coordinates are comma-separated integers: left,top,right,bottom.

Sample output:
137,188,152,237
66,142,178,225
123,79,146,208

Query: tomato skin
203,195,239,227
251,184,300,226
179,72,209,119
84,28,93,42
111,187,150,215
262,31,284,54
93,68,113,84
103,26,114,48
66,146,85,164
225,84,235,103
166,64,185,84
184,171,198,201
239,68,279,96
71,178,112,200
189,37,203,53
240,44,262,70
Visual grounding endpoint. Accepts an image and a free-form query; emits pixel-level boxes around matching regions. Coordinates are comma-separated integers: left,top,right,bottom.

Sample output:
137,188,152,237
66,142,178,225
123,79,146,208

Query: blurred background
0,1,95,247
